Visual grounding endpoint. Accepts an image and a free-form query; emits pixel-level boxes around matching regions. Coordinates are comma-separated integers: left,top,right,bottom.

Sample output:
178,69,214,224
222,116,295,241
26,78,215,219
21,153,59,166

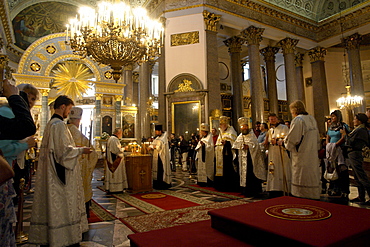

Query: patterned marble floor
18,162,370,247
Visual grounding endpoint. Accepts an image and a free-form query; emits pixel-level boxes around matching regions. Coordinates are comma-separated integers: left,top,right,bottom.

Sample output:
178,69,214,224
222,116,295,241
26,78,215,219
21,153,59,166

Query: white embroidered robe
29,117,88,247
215,126,237,176
266,124,292,193
284,114,321,199
67,124,98,202
195,133,215,183
233,132,267,187
151,131,171,184
105,135,128,192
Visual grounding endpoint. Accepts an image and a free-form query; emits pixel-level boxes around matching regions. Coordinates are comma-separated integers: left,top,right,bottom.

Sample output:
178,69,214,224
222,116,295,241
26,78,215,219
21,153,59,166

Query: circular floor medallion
141,193,167,199
265,204,331,221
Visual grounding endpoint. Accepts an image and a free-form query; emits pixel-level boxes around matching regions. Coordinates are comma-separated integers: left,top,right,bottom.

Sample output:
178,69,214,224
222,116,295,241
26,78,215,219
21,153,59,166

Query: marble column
95,93,103,137
39,89,50,136
123,64,133,106
204,10,222,115
158,44,166,129
260,46,280,115
224,36,244,127
343,33,365,112
132,72,139,106
295,53,306,103
114,95,122,128
308,47,329,135
277,38,299,105
139,62,151,140
240,26,265,124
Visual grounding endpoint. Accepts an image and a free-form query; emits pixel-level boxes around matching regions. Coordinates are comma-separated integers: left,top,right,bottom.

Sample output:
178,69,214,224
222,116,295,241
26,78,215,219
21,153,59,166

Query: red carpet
130,192,200,210
88,199,117,223
128,220,252,247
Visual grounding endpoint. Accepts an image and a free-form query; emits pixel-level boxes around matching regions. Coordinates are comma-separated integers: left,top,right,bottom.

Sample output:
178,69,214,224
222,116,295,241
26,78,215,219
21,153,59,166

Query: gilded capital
295,53,304,67
203,10,221,32
260,46,280,62
308,47,327,62
342,33,362,50
277,38,299,54
39,89,50,97
95,93,103,100
0,54,8,68
224,36,244,53
114,95,123,102
240,26,264,45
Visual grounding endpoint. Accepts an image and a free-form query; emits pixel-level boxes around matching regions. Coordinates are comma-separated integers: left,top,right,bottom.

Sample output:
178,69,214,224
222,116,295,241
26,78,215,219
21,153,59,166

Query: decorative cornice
277,38,299,54
260,46,280,62
223,36,244,53
295,53,304,67
95,81,125,95
0,1,13,47
12,73,52,89
308,46,327,62
203,10,221,32
342,33,363,50
240,26,264,45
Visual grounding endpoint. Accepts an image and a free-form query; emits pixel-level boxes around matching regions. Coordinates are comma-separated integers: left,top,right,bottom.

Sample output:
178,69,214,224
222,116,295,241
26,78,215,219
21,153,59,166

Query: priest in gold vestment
67,107,98,215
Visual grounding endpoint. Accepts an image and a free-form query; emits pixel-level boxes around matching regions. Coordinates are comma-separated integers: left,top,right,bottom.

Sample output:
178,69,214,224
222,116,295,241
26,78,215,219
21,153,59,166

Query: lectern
125,154,152,193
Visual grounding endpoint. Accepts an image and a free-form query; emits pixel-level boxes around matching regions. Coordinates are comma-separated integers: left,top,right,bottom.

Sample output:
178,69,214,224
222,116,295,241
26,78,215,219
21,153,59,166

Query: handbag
0,155,14,186
324,162,338,181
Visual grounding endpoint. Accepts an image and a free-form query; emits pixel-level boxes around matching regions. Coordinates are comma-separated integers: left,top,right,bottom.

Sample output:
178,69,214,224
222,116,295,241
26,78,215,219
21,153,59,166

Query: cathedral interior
1,0,370,143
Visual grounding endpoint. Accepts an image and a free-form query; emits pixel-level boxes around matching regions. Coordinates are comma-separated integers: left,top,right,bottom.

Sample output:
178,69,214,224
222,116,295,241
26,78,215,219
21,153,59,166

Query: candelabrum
128,142,142,155
65,1,163,82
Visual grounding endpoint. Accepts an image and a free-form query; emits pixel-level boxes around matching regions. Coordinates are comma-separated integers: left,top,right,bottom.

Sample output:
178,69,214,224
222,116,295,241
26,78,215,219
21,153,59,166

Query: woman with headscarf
343,113,370,205
325,110,350,199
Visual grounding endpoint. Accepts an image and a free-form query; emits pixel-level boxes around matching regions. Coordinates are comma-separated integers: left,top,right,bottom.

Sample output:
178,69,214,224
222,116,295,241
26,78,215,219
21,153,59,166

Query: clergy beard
241,129,249,135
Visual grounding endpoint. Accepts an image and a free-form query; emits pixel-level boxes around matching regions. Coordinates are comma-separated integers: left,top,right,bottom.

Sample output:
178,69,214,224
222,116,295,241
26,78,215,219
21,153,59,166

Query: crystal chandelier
336,85,363,109
66,1,163,82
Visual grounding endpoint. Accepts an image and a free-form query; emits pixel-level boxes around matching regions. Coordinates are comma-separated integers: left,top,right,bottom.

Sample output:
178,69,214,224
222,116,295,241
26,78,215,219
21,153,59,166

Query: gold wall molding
174,79,195,92
95,81,125,95
171,31,199,47
12,73,52,89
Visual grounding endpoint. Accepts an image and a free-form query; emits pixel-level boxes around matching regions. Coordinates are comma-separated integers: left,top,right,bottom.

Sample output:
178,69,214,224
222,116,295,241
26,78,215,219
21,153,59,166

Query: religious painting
222,98,231,110
122,114,135,138
102,116,112,135
172,101,200,140
102,96,113,106
12,2,78,50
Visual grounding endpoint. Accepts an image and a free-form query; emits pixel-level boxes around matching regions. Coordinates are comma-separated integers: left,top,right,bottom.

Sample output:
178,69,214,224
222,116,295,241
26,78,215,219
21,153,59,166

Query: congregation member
233,117,266,197
67,107,98,213
285,120,291,128
29,95,92,247
195,123,215,187
188,133,199,174
264,113,291,198
150,125,171,189
253,121,261,138
178,135,189,172
214,116,238,191
343,113,370,205
169,133,178,171
105,128,128,193
284,100,321,200
0,79,36,247
257,122,268,143
325,110,350,199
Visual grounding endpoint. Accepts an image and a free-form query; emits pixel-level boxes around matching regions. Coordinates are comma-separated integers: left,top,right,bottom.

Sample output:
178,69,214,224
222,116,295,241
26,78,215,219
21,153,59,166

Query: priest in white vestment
233,117,266,197
214,116,239,191
264,113,292,198
67,107,98,215
195,123,214,187
105,128,128,192
150,125,171,189
284,100,321,200
29,95,92,247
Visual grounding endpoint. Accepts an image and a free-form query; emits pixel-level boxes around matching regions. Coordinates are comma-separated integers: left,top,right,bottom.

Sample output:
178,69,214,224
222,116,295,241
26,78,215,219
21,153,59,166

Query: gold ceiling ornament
52,61,93,100
66,1,164,83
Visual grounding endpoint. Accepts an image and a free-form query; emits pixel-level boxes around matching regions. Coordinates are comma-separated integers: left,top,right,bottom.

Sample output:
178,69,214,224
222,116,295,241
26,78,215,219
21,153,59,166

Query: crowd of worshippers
2,79,370,247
